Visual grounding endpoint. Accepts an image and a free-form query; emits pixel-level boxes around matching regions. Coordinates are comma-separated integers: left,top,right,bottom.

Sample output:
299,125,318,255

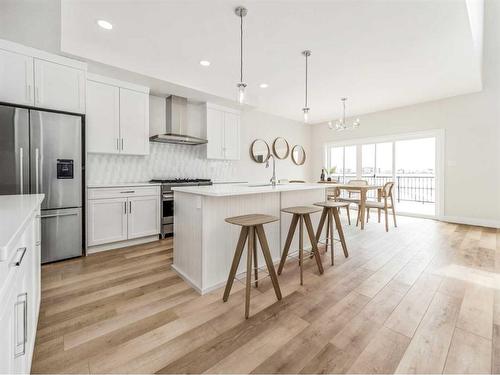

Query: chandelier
328,97,360,131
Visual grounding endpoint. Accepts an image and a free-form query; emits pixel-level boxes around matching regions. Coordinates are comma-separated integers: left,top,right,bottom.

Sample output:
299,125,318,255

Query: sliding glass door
324,132,440,217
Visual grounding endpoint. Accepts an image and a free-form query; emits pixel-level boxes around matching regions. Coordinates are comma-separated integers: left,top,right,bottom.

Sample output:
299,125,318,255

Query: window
326,145,357,182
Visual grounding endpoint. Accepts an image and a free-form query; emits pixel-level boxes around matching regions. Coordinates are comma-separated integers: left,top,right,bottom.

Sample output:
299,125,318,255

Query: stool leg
325,213,330,255
333,207,349,258
328,208,334,266
304,214,324,275
315,207,327,244
346,205,351,225
299,215,304,285
278,214,299,275
255,225,282,300
223,226,248,302
245,226,254,319
252,229,258,288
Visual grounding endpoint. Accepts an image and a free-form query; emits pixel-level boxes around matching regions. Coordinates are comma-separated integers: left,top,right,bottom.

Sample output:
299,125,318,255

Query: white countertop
0,194,45,261
172,183,327,197
87,182,161,188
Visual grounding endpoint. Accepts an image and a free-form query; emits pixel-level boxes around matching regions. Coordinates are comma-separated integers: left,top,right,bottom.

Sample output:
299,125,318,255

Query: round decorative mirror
291,145,306,165
250,139,270,163
272,137,290,159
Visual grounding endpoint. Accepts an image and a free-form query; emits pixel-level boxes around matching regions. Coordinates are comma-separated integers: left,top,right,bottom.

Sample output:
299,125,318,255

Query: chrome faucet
266,155,277,187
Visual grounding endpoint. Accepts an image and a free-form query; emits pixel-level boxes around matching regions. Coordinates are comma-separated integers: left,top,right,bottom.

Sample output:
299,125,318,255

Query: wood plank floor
31,216,500,374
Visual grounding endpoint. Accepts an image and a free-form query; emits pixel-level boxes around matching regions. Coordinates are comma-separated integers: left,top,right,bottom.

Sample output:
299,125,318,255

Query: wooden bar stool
223,214,282,319
278,206,324,285
314,201,349,265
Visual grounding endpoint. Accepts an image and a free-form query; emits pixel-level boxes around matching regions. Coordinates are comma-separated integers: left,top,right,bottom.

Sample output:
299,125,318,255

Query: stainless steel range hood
150,95,208,145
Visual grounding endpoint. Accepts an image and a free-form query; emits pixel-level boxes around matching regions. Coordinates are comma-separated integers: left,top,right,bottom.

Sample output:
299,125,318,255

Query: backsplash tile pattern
86,142,236,184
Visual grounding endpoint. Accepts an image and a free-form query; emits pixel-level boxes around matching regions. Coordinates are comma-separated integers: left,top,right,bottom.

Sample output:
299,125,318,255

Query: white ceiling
61,0,482,123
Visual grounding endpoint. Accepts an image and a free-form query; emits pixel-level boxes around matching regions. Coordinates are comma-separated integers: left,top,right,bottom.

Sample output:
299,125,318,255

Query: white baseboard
439,216,500,229
86,235,159,254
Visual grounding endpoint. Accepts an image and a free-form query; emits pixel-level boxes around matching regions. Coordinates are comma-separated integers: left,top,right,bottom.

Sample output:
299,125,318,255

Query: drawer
88,186,159,200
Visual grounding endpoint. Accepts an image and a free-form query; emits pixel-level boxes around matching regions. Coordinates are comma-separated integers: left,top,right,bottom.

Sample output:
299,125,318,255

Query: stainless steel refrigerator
0,104,83,263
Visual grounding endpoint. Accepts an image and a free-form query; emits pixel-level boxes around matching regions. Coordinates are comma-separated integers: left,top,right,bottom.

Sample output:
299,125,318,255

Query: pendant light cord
305,53,308,108
240,13,243,83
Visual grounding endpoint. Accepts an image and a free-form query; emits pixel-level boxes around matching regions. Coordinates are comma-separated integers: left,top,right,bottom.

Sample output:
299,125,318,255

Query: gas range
151,178,212,237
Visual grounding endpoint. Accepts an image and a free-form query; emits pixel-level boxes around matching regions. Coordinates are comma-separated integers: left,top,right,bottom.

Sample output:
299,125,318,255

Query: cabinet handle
35,87,40,104
124,201,127,214
35,148,40,194
129,201,132,213
10,247,27,267
120,191,135,194
14,293,27,358
121,138,124,151
19,147,24,195
116,138,119,151
26,84,32,102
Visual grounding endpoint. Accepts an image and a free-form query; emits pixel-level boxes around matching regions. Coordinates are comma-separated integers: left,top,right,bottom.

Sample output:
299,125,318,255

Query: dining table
318,181,383,230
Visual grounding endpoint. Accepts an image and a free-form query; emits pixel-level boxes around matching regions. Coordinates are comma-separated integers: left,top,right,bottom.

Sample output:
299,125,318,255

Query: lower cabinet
87,186,160,248
0,209,40,374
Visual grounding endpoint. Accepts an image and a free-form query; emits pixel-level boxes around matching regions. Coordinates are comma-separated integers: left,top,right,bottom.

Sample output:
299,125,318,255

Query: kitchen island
171,183,326,294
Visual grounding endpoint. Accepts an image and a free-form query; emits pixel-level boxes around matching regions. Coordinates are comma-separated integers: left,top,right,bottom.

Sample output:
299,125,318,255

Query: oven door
162,192,174,225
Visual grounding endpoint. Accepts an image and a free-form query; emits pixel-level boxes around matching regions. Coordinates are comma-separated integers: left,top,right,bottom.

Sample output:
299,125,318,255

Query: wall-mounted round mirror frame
250,139,271,163
291,145,306,165
272,137,290,160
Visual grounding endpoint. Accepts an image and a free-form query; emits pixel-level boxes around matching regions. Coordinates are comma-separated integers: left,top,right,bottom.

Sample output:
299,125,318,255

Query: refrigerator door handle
35,148,40,194
19,148,23,195
41,212,79,219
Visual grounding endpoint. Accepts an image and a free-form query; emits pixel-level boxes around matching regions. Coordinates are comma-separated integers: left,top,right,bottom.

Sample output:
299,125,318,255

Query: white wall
310,0,500,226
87,108,311,184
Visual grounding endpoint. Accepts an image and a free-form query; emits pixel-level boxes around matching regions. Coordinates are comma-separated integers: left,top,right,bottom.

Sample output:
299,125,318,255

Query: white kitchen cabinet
206,104,240,160
86,80,120,154
87,197,128,246
119,88,149,155
0,49,34,106
87,186,160,251
86,75,150,156
127,196,160,239
34,59,85,114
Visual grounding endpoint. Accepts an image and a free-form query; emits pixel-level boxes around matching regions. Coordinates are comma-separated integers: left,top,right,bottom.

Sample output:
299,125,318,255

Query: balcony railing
329,175,435,203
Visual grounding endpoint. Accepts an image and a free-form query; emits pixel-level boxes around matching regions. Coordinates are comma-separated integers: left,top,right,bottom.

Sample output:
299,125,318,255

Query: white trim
0,38,87,70
324,129,445,148
87,73,150,94
206,102,241,115
440,216,500,229
86,235,158,254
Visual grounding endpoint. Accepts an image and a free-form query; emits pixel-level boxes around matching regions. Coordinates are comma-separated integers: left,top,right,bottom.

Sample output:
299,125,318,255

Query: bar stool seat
278,206,324,285
223,213,282,319
314,201,349,266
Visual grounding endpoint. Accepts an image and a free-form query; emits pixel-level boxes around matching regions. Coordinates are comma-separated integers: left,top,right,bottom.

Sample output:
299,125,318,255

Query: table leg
360,189,367,230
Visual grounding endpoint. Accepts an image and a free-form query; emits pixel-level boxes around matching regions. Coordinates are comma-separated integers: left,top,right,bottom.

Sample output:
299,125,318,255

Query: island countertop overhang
171,183,327,197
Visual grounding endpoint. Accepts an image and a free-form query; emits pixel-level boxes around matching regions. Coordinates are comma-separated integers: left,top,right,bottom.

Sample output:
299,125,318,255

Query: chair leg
391,205,397,227
299,215,304,285
366,208,370,223
303,214,324,274
278,214,298,275
252,229,258,288
255,225,282,300
245,226,254,319
384,208,389,232
356,208,360,227
346,205,351,225
333,208,348,258
223,226,248,302
378,208,381,223
328,209,334,266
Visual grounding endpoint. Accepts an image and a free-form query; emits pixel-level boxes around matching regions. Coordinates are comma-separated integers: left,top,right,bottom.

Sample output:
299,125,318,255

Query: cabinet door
127,196,160,239
0,284,17,374
86,80,120,154
206,107,224,159
34,59,85,113
0,49,34,106
223,112,240,160
87,198,128,246
119,88,149,155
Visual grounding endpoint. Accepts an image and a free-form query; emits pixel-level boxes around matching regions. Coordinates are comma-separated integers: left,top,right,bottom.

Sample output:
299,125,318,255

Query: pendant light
302,50,311,123
328,97,360,131
235,6,248,104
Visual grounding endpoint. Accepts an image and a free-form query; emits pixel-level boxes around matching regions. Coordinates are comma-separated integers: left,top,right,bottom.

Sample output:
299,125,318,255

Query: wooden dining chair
365,182,397,232
337,179,368,226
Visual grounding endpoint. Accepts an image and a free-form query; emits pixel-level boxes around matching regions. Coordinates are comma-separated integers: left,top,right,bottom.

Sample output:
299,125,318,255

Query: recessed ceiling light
259,83,269,88
199,60,211,67
97,20,113,30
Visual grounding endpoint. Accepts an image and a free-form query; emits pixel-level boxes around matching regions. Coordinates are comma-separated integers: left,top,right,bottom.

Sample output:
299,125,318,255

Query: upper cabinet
86,74,149,156
205,104,240,160
34,59,85,114
0,39,87,113
0,49,34,106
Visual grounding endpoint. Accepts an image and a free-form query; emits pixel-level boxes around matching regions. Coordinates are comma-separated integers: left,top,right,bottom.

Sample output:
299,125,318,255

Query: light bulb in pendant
302,107,310,123
237,82,247,104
